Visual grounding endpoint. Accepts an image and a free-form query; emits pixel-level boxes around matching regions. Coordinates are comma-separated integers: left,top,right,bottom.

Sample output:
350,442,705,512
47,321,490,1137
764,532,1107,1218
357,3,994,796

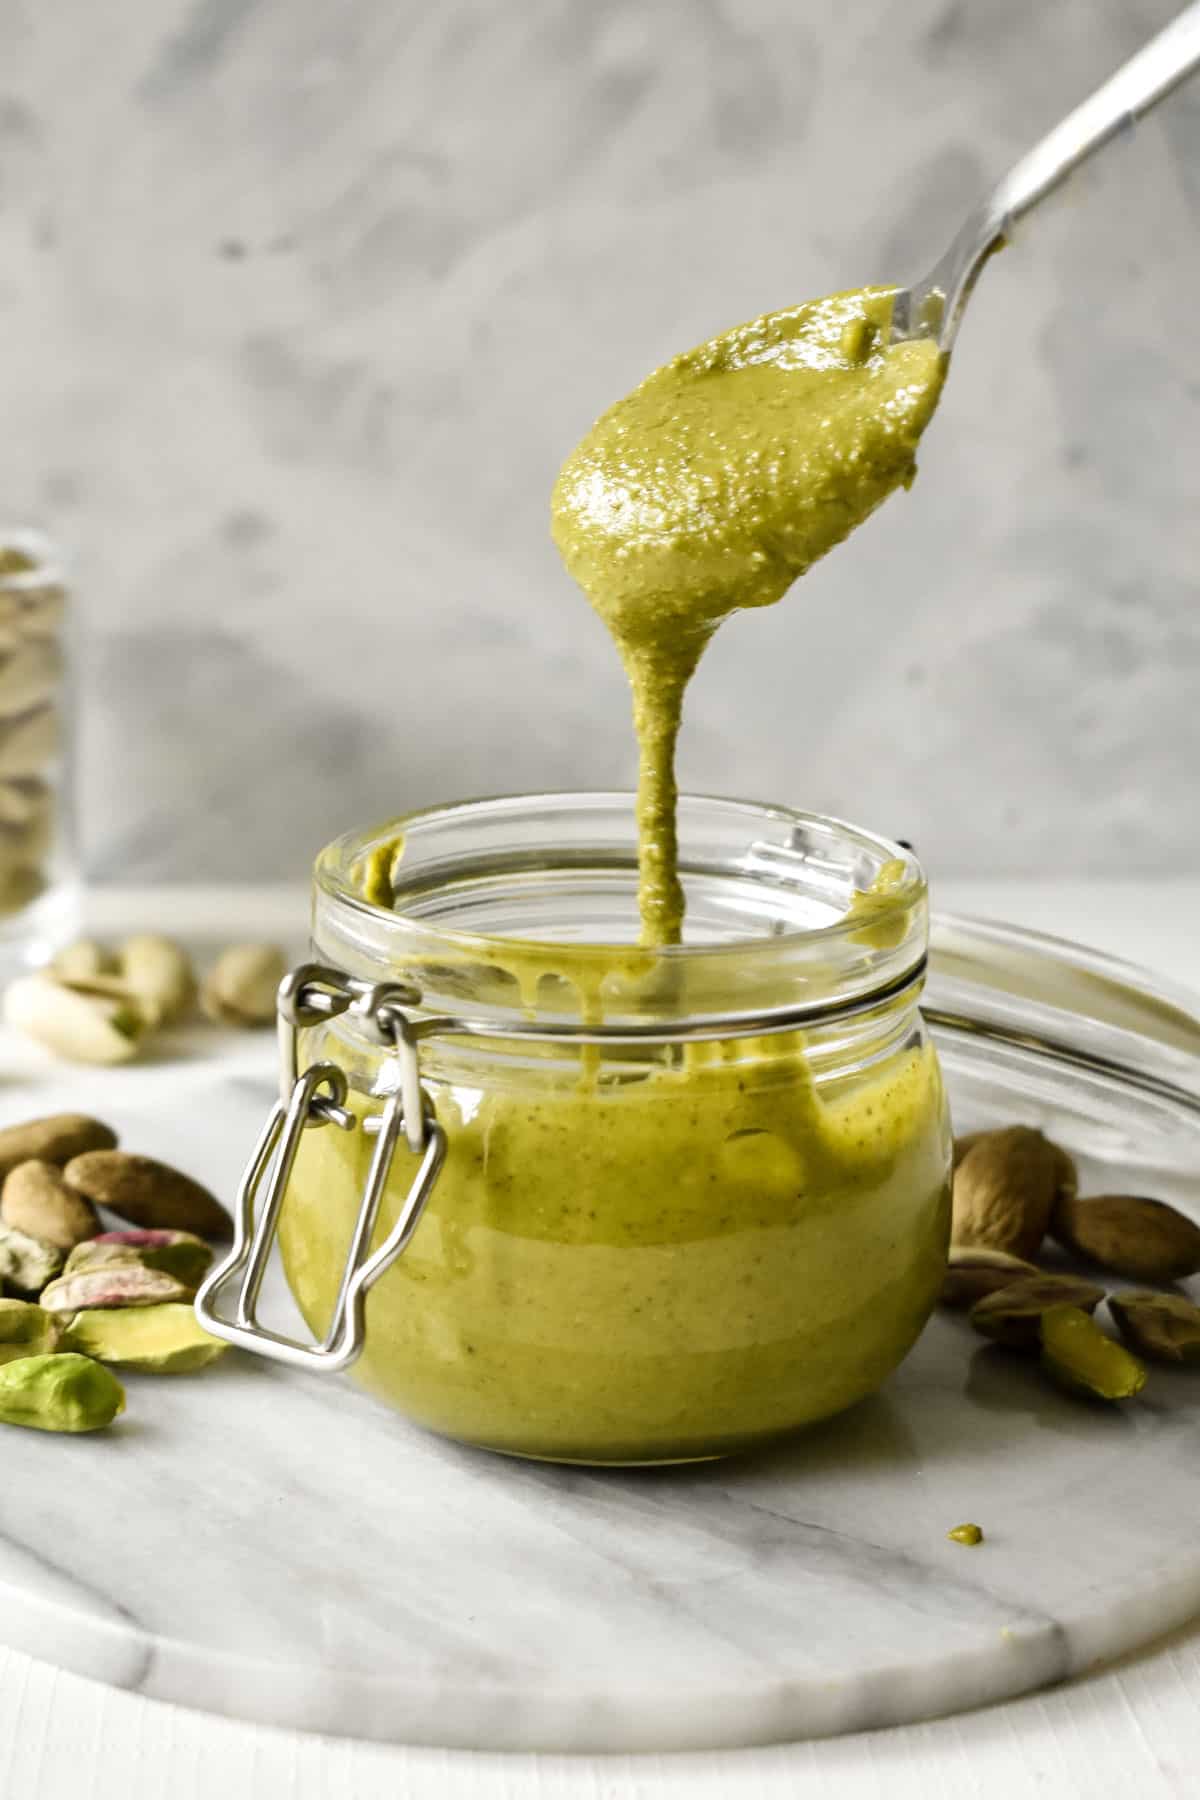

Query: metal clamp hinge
195,963,447,1373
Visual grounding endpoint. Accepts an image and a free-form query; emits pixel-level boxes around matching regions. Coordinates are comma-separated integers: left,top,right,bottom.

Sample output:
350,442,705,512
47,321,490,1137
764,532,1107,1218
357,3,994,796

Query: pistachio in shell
940,1246,1040,1311
951,1126,1077,1260
0,1296,61,1363
39,1263,190,1314
65,1229,212,1291
1040,1303,1146,1402
0,1112,117,1181
119,933,196,1025
201,943,286,1028
63,1150,232,1240
62,1302,227,1373
1050,1192,1200,1283
51,938,116,982
1107,1290,1200,1365
0,1352,124,1432
3,972,143,1064
1,1159,99,1250
970,1274,1106,1350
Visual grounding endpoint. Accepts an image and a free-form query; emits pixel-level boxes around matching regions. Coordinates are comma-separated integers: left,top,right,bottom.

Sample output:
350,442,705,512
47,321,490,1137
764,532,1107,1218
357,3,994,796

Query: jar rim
312,792,928,1028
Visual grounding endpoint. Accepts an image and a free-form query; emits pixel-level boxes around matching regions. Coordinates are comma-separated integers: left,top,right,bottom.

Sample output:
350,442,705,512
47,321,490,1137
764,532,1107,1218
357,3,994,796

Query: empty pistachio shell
51,938,116,982
201,943,286,1027
952,1127,1077,1260
62,1302,227,1373
970,1274,1106,1349
1,1159,99,1249
119,933,196,1025
64,1229,212,1291
0,1113,117,1180
39,1263,190,1314
3,972,143,1064
940,1247,1040,1311
0,1297,61,1363
0,1221,62,1293
64,1150,233,1239
0,1353,124,1432
1040,1304,1147,1402
1107,1291,1200,1364
1050,1193,1200,1282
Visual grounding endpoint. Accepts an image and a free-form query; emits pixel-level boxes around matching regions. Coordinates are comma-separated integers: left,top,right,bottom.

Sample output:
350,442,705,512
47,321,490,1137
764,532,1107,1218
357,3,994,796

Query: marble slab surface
0,1039,1199,1752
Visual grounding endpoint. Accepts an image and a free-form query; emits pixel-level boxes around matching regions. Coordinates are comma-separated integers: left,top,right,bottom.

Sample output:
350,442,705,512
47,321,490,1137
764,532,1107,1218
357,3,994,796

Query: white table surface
6,878,1200,1800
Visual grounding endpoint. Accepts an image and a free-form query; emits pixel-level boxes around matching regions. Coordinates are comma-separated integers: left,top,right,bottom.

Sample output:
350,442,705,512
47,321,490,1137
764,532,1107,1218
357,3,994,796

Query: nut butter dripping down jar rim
311,790,930,1045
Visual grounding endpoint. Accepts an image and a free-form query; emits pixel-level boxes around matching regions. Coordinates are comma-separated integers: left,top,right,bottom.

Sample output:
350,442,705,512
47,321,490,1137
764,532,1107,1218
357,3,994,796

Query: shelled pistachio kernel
1040,1304,1147,1402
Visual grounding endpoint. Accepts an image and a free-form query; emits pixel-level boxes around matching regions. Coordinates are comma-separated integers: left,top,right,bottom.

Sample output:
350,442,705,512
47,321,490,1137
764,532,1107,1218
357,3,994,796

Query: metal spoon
892,1,1200,350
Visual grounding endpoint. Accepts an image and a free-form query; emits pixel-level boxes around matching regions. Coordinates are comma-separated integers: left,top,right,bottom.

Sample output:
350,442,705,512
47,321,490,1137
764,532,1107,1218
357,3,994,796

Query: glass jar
0,528,76,970
205,794,952,1465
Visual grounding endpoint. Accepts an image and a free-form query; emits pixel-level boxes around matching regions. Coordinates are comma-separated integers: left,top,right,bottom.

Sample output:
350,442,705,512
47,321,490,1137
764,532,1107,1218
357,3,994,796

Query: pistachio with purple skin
64,1229,212,1292
39,1264,190,1314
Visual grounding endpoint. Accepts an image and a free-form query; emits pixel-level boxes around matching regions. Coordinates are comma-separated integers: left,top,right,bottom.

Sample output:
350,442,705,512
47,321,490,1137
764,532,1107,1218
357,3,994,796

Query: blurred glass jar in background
0,529,77,971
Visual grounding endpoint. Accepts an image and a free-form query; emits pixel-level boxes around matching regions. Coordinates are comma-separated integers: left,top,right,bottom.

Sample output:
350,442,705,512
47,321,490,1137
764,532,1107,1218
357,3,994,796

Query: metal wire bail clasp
195,962,447,1373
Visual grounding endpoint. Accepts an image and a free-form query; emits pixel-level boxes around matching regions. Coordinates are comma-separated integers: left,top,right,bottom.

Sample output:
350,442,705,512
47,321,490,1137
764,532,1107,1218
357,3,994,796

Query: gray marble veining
1,1049,1199,1751
0,0,1196,883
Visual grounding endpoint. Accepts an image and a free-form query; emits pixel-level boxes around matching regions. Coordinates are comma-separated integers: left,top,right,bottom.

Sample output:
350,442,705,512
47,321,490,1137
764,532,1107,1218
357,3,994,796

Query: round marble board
1,1042,1199,1754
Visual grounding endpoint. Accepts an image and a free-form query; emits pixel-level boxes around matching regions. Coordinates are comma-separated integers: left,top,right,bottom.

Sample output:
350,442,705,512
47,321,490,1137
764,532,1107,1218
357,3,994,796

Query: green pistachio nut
0,1352,125,1431
0,1297,62,1362
62,1302,228,1373
1040,1304,1147,1402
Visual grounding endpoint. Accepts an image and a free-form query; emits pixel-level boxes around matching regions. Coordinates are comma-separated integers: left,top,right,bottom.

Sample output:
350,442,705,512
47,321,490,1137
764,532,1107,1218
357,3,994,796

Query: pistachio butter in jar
273,794,951,1466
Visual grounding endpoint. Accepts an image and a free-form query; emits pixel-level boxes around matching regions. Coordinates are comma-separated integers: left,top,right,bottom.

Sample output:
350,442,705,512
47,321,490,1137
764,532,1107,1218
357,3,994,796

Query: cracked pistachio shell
0,1221,62,1293
0,1352,124,1432
970,1275,1106,1350
3,972,143,1064
940,1246,1039,1311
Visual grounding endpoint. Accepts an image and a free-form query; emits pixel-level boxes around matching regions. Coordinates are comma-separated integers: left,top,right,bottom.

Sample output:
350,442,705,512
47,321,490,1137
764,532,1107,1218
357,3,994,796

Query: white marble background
0,0,1196,883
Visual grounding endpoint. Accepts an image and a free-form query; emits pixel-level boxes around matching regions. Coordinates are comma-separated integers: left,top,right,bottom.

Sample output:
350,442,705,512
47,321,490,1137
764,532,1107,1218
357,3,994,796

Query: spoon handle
997,1,1200,229
905,3,1200,347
